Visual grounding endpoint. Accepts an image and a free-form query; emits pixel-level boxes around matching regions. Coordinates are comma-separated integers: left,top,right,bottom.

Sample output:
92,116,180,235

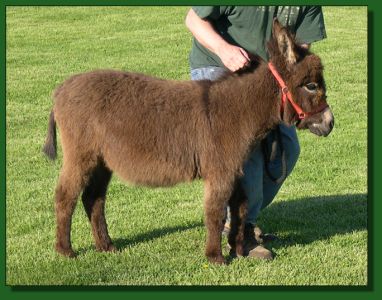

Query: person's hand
216,44,250,72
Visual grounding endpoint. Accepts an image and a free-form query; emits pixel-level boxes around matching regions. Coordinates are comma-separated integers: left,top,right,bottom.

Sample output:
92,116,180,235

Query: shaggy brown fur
43,20,333,264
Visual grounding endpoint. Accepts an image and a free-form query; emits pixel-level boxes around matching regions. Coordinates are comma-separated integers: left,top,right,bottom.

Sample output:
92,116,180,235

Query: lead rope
262,126,287,184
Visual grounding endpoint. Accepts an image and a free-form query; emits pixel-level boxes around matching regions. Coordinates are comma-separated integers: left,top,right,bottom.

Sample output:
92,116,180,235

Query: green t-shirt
189,6,327,69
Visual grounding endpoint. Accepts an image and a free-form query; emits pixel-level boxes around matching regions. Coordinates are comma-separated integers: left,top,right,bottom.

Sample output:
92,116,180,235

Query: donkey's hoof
207,255,226,265
56,245,76,258
107,244,117,252
97,243,117,252
229,248,244,258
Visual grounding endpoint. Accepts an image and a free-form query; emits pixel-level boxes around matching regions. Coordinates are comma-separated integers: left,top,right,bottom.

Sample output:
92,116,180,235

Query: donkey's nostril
329,119,334,130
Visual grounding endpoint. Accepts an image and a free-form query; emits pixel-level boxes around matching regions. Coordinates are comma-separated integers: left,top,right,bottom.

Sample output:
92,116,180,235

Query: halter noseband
268,62,328,120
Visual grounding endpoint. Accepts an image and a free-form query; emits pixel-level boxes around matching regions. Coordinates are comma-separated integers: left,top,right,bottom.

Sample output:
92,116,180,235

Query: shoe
227,224,274,260
223,222,277,244
254,225,278,244
243,223,274,260
247,245,274,259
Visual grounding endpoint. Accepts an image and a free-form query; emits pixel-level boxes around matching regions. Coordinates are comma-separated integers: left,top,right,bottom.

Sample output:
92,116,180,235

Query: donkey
43,20,334,264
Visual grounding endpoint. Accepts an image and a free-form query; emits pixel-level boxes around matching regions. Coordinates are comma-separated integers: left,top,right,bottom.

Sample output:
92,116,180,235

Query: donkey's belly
102,147,197,188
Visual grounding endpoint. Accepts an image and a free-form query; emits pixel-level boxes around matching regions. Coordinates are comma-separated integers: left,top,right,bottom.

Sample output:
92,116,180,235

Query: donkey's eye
304,82,318,92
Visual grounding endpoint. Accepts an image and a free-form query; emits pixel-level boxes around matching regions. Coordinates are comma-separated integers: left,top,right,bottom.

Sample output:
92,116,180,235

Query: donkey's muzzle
308,107,334,137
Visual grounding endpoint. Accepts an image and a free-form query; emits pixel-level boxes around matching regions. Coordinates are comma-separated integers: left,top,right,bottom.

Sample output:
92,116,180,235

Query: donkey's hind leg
55,158,93,257
81,161,115,252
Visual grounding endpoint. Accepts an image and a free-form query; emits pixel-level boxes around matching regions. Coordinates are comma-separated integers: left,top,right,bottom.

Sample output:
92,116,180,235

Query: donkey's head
268,19,334,137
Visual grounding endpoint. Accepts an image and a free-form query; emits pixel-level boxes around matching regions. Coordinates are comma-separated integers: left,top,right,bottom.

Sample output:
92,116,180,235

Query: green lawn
6,6,367,285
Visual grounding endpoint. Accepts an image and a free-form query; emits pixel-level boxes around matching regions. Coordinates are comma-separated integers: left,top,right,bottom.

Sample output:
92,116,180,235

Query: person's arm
185,8,250,72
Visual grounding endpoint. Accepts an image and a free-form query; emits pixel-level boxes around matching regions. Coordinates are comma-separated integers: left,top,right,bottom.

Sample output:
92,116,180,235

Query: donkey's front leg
227,182,247,258
203,178,235,264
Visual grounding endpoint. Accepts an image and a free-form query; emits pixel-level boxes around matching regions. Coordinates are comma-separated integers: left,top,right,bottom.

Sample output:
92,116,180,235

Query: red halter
268,62,328,120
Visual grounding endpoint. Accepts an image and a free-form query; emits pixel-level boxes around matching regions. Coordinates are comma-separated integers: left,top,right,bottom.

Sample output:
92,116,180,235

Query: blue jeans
191,67,300,225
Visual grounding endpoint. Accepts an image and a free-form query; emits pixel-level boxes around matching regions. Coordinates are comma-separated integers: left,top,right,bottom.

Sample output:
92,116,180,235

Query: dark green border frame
1,0,379,299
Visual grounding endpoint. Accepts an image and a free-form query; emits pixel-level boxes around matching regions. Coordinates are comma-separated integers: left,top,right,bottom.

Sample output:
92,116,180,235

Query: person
185,6,326,259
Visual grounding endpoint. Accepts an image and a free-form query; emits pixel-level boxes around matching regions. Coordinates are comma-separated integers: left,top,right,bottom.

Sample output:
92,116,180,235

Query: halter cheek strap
268,62,328,120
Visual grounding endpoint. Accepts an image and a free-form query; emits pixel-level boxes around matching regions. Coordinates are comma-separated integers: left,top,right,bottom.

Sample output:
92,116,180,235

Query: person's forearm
185,9,250,72
185,8,229,55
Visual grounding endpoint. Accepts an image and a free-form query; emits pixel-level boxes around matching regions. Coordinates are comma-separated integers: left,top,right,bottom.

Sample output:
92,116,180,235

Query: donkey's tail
42,110,57,160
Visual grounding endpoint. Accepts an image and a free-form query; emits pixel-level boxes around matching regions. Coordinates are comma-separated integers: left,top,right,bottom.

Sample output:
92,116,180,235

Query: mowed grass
6,6,367,285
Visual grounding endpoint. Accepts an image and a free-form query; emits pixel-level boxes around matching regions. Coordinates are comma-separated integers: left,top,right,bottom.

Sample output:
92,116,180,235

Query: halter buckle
298,112,306,119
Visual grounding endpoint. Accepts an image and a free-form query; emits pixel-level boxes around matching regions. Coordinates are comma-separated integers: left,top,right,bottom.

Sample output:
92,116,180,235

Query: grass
5,6,367,285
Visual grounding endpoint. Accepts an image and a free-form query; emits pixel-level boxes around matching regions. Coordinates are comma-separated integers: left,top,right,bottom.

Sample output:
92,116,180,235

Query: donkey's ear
272,18,297,65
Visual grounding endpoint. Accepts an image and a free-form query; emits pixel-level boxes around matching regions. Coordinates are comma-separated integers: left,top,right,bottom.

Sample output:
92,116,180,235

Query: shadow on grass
99,193,366,252
259,193,367,248
112,221,204,250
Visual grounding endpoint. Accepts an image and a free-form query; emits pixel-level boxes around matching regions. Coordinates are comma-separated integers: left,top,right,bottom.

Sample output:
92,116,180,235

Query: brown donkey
43,20,334,264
